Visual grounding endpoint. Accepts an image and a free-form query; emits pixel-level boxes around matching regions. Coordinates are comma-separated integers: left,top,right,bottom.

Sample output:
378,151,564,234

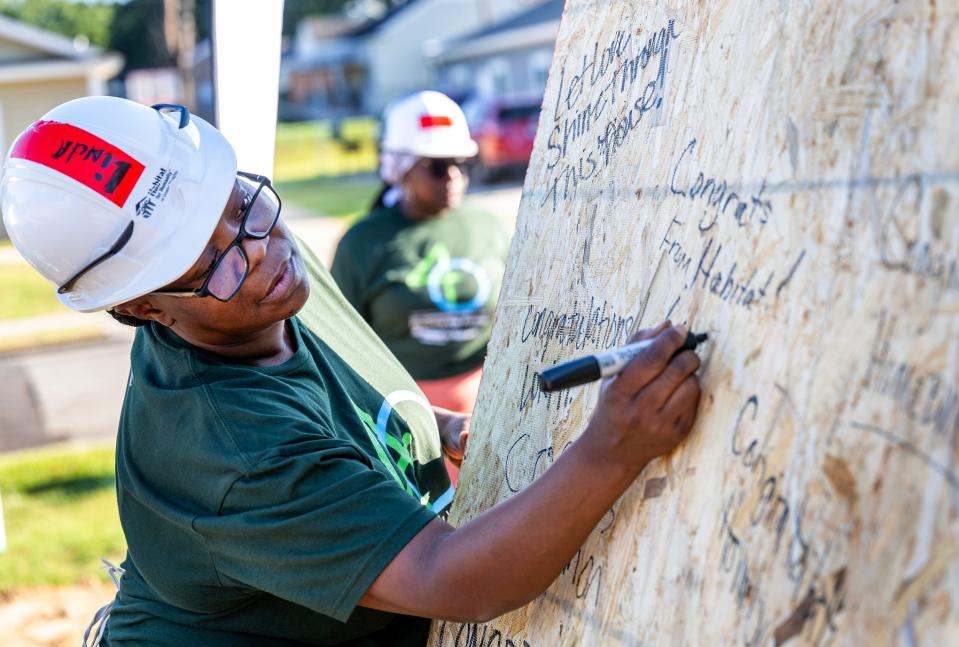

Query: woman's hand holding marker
582,322,703,473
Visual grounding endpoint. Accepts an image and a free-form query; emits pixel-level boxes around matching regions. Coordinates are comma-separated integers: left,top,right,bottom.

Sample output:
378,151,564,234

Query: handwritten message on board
428,1,959,645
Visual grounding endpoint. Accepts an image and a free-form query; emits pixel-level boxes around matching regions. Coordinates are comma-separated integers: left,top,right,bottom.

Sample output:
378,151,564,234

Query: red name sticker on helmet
10,120,145,208
420,115,453,128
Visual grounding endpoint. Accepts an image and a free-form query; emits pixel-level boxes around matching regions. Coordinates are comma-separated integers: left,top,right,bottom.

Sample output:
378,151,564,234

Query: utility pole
164,0,197,110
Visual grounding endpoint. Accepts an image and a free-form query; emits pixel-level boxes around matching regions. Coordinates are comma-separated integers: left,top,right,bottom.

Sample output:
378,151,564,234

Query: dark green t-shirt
103,241,453,646
331,202,510,380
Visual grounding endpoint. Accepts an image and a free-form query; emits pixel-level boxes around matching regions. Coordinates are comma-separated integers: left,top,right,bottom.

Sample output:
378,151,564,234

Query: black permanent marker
538,331,708,392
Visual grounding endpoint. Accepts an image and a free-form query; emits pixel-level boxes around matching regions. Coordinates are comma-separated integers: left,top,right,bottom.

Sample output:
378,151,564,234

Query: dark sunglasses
418,157,469,179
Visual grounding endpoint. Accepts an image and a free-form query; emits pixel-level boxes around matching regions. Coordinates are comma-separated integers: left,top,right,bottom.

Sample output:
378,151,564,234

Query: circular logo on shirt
426,256,491,313
405,242,492,313
375,390,432,446
359,390,454,512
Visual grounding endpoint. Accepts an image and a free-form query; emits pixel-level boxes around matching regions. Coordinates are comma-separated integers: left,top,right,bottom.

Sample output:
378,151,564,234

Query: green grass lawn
271,118,382,221
0,263,69,320
0,444,125,591
276,175,381,223
274,118,379,183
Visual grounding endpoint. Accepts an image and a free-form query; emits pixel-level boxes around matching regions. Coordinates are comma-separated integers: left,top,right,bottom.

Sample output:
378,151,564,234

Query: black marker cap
539,356,600,392
678,331,709,353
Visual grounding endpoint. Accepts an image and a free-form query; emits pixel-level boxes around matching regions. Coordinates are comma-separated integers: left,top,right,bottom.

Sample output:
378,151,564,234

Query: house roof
0,13,123,84
432,0,563,63
343,0,420,37
0,13,107,61
296,14,368,41
454,0,563,43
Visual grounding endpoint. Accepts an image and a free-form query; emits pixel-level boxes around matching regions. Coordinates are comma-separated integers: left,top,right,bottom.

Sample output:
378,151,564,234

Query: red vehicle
462,95,542,182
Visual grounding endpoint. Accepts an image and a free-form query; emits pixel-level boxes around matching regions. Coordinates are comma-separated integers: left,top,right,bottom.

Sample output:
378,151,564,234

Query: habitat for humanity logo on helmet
134,167,179,218
135,196,156,218
404,242,492,346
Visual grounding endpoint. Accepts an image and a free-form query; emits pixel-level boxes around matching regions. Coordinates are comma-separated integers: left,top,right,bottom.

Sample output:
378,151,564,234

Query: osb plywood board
428,0,959,645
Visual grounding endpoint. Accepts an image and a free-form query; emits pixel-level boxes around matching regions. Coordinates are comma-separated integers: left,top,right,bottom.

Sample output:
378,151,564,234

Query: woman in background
332,91,511,478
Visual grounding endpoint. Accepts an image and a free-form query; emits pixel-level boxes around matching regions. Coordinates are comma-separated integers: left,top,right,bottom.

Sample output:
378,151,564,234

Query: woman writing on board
2,96,702,646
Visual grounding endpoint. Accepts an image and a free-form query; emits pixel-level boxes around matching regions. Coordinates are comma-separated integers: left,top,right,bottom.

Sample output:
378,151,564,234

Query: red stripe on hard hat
10,120,145,208
420,115,453,128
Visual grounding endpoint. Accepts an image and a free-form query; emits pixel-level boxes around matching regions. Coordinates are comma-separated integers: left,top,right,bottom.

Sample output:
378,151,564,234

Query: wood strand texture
429,1,959,645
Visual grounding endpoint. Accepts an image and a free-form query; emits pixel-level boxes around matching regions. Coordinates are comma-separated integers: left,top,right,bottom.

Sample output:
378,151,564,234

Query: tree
0,0,114,48
0,0,381,73
283,0,353,35
107,0,172,70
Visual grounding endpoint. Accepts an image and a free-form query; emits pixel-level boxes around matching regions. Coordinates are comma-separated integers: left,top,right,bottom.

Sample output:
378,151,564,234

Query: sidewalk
0,310,133,354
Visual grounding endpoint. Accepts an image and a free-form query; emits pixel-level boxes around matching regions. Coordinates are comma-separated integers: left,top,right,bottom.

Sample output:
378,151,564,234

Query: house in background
124,66,181,109
429,0,562,101
285,14,369,119
285,0,546,119
0,14,122,155
121,38,216,126
0,14,122,238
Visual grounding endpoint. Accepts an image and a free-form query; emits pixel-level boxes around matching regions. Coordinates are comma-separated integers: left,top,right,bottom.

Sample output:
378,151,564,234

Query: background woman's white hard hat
0,96,237,312
381,91,478,159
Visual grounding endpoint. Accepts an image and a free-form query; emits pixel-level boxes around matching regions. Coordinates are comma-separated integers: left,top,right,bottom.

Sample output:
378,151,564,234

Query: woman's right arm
359,322,702,622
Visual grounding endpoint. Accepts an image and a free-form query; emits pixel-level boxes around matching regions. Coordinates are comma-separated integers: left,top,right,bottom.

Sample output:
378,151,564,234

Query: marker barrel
539,331,708,392
538,356,601,391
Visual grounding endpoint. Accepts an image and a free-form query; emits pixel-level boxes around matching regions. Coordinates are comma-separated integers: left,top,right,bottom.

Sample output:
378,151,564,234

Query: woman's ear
113,297,176,328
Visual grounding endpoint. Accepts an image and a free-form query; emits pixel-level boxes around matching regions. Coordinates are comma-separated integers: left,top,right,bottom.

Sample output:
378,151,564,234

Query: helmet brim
384,139,479,160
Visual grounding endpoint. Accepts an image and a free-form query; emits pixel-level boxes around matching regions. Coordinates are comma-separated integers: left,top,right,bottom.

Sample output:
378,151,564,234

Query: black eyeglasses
57,104,192,295
418,157,469,179
152,172,282,302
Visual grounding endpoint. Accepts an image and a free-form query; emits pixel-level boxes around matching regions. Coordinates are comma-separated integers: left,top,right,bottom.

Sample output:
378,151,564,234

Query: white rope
81,559,124,647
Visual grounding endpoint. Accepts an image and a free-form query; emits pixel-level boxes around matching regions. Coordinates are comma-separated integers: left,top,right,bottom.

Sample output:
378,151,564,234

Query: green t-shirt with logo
103,240,453,646
331,203,510,380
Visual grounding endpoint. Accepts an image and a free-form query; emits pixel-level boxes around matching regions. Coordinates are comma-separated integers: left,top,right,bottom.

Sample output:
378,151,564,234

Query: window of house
478,57,511,97
448,64,470,93
528,48,553,92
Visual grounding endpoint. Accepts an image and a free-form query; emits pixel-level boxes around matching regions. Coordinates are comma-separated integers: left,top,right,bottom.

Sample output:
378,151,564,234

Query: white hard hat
1,96,237,312
381,91,478,158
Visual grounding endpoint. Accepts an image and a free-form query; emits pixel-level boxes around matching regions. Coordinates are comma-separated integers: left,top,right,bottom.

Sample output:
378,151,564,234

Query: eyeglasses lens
245,185,281,236
196,173,282,301
207,245,248,300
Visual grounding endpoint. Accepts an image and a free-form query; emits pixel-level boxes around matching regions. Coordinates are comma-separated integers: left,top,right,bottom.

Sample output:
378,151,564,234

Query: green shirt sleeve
195,436,437,623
